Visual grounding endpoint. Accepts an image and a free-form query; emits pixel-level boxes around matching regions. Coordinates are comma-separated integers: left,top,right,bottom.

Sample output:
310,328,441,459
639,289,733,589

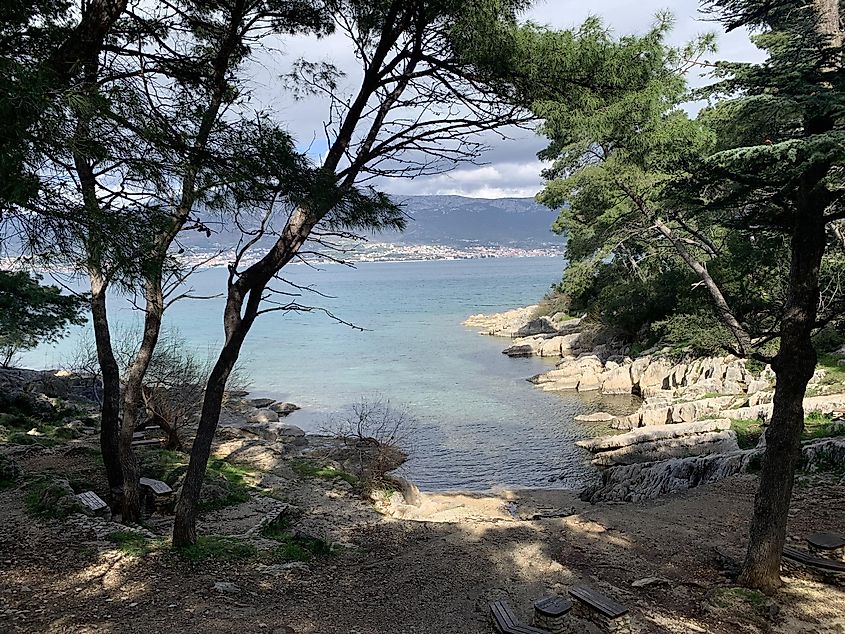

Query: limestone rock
600,366,633,395
577,419,733,452
248,408,280,423
249,398,276,409
515,316,558,337
574,412,615,423
270,402,300,415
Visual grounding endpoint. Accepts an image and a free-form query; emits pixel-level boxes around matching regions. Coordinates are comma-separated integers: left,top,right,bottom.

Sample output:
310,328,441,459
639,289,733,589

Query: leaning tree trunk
118,273,165,523
89,271,123,499
172,333,245,546
172,208,319,546
738,206,827,592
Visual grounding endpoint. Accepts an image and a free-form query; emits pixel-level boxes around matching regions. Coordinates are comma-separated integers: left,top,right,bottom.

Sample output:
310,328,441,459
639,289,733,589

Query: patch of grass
731,419,764,450
262,524,334,562
176,536,257,562
817,354,845,388
24,479,80,520
711,586,769,610
732,414,844,450
141,449,189,485
0,412,37,429
207,457,253,485
108,531,159,557
290,459,358,486
702,392,725,400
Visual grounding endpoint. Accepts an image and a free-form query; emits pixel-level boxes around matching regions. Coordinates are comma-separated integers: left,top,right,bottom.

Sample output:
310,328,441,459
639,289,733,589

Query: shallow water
23,257,636,491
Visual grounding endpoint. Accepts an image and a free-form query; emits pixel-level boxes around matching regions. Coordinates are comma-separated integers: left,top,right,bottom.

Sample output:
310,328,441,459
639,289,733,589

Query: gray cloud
245,1,763,199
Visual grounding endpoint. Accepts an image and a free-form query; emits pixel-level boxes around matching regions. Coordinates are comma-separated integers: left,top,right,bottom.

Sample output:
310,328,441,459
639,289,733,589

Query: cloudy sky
248,1,765,200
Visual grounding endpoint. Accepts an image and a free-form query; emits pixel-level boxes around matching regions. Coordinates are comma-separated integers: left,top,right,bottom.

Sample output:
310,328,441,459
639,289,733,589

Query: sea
21,256,637,491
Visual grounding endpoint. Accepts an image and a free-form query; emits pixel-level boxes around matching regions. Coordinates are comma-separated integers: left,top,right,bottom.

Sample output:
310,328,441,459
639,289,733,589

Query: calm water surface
23,257,636,491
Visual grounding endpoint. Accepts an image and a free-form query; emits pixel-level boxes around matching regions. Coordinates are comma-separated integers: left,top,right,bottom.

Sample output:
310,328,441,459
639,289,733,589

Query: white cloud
244,0,764,199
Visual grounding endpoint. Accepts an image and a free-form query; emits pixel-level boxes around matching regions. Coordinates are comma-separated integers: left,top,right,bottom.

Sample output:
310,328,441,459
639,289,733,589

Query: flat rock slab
575,412,615,423
577,419,732,452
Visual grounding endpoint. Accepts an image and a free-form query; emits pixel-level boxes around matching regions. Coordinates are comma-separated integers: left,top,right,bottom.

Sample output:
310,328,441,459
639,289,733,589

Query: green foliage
24,477,82,520
262,523,334,562
731,414,844,450
176,536,257,562
290,459,358,486
651,311,736,356
0,271,86,365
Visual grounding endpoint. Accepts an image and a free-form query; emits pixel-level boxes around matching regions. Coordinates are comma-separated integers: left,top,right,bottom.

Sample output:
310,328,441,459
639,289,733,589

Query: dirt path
2,442,845,634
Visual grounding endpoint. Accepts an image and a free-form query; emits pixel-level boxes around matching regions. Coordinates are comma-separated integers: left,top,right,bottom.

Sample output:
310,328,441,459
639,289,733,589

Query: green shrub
262,523,334,562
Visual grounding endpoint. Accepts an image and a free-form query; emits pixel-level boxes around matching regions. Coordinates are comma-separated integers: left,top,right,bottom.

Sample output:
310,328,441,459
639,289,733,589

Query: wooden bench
533,596,572,633
131,438,164,448
76,490,108,513
784,546,845,574
807,532,845,557
489,600,551,634
139,477,173,495
568,586,630,633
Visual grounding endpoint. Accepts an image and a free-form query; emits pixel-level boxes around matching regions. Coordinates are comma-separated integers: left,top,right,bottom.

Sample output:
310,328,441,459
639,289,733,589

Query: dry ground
1,443,844,634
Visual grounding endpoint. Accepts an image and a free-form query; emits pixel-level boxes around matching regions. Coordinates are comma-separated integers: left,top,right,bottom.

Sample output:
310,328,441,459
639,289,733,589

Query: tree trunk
738,207,827,592
118,274,165,523
172,334,244,546
89,271,123,499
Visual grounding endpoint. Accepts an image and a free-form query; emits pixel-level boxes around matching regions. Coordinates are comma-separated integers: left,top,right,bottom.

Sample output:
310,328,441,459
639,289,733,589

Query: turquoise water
23,257,636,491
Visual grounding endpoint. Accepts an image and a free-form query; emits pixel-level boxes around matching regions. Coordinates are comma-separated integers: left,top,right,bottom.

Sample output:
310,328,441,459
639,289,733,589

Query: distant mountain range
375,195,563,248
176,195,564,262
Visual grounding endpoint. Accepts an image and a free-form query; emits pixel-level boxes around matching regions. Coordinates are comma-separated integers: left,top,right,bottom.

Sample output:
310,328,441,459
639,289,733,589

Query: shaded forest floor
1,440,844,634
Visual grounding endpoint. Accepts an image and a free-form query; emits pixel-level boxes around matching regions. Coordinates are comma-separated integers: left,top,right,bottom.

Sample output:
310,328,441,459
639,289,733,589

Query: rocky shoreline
464,306,845,502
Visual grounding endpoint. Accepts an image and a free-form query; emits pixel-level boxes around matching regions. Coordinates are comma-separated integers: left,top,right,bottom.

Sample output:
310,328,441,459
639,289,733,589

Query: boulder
515,316,558,337
746,379,771,395
248,408,279,423
503,339,538,357
240,422,306,443
270,402,300,415
612,413,642,431
538,337,564,357
640,406,672,426
638,358,674,390
249,398,276,408
600,366,633,395
576,372,601,392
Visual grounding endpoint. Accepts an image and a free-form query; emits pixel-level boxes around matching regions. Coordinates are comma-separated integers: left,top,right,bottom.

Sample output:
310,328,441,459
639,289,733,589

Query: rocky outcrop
463,306,542,337
581,450,756,503
582,437,845,504
577,419,739,467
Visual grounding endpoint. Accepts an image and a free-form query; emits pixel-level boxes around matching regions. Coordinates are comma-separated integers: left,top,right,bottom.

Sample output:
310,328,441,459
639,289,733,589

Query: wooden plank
131,439,163,447
784,546,845,572
568,586,628,619
489,601,551,634
807,532,845,550
139,477,173,495
76,491,108,512
534,595,572,617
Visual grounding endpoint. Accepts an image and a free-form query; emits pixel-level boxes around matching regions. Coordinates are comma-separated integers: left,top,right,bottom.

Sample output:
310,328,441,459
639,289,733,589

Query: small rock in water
574,412,615,423
270,402,300,415
248,408,279,423
250,398,276,408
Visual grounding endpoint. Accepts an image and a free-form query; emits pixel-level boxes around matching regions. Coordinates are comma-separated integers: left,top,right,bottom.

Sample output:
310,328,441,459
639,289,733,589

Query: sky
246,1,766,200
